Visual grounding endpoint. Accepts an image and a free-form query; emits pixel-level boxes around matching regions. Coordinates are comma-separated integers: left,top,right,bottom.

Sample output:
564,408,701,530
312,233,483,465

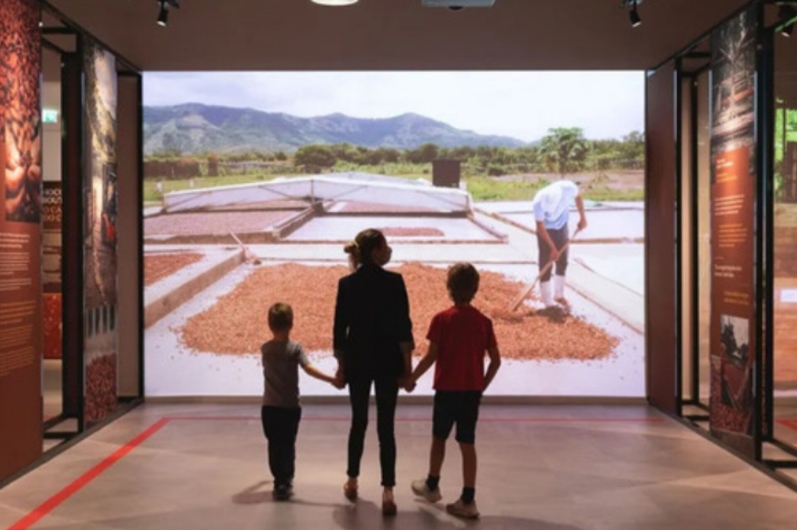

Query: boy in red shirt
407,263,502,519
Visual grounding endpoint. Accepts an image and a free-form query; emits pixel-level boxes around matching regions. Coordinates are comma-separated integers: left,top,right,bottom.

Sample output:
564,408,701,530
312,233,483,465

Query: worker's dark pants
537,225,569,282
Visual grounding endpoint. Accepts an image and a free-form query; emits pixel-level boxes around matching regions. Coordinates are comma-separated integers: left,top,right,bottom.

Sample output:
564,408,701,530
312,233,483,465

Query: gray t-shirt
261,340,310,408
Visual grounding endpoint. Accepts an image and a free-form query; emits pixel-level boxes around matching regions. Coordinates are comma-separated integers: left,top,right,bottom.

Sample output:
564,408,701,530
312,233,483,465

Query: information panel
0,0,42,481
709,6,759,457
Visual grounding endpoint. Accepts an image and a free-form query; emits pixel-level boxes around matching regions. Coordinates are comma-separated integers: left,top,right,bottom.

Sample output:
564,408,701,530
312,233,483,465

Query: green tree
207,154,219,176
619,131,645,164
330,143,361,164
294,145,336,168
405,143,440,164
450,146,475,160
539,127,589,176
378,147,400,164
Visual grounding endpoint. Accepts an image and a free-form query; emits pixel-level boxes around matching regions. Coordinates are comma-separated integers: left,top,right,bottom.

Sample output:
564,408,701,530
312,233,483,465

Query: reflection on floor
42,359,62,422
42,359,73,454
2,404,797,530
774,278,797,391
773,401,797,474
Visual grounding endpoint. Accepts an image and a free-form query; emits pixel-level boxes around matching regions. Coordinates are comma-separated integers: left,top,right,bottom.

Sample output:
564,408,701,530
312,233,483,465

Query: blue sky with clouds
143,71,643,143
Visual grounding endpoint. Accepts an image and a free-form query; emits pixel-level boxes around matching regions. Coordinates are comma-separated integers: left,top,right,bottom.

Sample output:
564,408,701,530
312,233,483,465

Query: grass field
143,174,279,202
143,168,644,203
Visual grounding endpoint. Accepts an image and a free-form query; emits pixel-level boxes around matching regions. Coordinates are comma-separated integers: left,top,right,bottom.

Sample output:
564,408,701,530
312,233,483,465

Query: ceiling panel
46,0,751,71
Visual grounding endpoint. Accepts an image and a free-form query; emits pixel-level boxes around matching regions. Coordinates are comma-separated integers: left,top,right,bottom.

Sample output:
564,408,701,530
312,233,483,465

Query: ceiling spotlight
629,0,641,28
311,0,359,5
157,4,168,26
156,0,180,27
779,4,797,37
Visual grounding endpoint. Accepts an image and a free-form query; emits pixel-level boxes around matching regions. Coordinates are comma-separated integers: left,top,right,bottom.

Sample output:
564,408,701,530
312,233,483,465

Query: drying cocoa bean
180,263,619,362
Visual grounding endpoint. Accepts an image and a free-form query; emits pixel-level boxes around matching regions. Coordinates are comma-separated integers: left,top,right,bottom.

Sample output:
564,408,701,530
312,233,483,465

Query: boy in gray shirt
262,302,342,500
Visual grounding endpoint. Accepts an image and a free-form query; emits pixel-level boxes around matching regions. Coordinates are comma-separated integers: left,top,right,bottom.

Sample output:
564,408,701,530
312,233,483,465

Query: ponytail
344,241,361,270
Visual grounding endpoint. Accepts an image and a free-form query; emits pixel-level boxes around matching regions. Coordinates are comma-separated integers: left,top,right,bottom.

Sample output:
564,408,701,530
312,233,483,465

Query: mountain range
143,103,528,155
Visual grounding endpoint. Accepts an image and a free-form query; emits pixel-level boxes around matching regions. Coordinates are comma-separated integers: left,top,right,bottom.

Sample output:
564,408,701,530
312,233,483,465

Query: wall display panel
83,39,119,424
644,61,679,414
708,6,759,457
0,0,42,481
772,50,797,399
42,182,62,359
116,75,142,398
142,71,646,398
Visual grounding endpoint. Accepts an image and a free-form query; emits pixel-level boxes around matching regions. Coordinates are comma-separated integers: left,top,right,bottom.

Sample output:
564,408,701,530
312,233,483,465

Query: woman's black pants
346,372,399,487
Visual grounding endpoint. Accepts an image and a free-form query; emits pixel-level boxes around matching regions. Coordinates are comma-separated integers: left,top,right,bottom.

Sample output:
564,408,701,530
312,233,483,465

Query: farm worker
531,180,587,309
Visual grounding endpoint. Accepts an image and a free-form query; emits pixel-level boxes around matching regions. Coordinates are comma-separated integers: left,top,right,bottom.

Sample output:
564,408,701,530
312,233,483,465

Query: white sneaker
446,499,479,519
411,479,442,503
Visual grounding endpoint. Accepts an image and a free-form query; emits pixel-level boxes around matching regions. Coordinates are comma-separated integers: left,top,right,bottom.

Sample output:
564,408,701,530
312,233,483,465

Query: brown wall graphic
0,0,42,482
83,39,119,425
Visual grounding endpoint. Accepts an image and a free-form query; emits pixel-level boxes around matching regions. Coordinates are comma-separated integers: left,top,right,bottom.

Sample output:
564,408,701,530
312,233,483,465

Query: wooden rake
229,231,262,265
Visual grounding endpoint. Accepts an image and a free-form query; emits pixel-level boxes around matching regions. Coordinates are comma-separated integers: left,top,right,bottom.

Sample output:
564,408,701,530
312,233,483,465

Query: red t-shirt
427,304,497,391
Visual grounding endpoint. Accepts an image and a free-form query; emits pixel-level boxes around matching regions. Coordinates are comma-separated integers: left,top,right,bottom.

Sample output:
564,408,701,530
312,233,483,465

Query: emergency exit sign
43,108,59,124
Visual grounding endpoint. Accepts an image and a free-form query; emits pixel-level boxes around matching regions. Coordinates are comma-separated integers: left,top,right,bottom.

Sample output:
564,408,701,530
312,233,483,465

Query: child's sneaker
273,484,293,501
446,499,479,519
411,479,442,503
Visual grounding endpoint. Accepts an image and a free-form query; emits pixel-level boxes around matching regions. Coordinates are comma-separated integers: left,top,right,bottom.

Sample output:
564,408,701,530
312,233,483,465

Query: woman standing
333,228,414,516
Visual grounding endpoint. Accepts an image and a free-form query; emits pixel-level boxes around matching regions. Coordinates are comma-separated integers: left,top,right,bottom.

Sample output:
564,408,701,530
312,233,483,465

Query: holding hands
401,376,417,393
401,343,416,393
332,367,346,390
331,374,346,390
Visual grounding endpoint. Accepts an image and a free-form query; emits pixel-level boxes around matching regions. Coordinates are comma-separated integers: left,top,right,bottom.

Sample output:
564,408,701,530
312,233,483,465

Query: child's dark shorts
432,390,483,444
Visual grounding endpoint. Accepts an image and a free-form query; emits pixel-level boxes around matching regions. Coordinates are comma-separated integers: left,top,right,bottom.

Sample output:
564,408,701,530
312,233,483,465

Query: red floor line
779,420,797,433
9,418,170,530
166,416,664,423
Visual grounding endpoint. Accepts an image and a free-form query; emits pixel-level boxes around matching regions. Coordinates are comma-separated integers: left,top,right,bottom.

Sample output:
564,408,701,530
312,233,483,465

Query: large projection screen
141,71,646,398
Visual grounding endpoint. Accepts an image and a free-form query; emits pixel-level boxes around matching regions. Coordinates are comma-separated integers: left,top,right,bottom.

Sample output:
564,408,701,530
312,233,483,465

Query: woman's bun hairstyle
346,229,385,267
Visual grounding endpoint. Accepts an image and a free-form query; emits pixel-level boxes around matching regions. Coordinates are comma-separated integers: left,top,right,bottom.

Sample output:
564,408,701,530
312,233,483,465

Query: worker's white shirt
532,180,579,230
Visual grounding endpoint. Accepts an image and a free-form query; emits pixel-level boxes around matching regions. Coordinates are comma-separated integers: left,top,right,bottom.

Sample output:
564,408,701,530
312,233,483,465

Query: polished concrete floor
3,403,797,529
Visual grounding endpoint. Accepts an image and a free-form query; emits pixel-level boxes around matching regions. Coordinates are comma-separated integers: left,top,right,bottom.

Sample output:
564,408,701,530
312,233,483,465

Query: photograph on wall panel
140,71,647,398
709,5,759,457
42,182,62,360
0,0,42,480
83,38,119,424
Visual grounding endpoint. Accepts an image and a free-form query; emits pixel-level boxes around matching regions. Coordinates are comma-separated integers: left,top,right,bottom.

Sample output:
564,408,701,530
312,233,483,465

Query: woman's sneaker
411,479,442,503
446,499,479,519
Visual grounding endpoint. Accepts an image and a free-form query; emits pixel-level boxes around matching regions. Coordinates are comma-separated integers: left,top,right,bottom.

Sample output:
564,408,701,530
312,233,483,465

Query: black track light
156,0,180,28
780,5,797,38
629,1,641,28
157,3,169,27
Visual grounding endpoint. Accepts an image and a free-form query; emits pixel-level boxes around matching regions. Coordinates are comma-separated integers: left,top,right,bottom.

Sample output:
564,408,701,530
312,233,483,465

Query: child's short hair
268,302,294,331
447,263,480,304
